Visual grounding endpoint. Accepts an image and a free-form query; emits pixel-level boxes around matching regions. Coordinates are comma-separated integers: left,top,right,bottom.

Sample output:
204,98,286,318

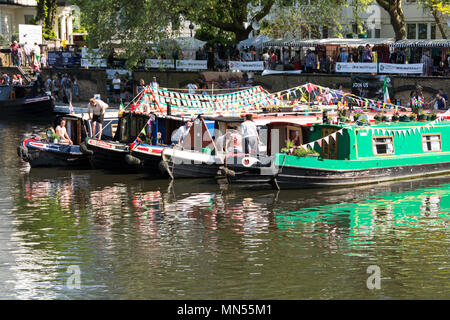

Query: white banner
81,48,107,68
378,63,423,74
261,70,302,76
336,62,378,73
145,59,174,69
176,60,208,70
106,69,132,79
19,24,42,45
229,61,264,71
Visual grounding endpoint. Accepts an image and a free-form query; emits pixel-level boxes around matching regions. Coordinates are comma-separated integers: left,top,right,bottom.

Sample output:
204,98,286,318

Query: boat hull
275,161,450,189
2,95,53,117
18,140,89,168
129,144,167,177
162,148,224,179
84,138,138,172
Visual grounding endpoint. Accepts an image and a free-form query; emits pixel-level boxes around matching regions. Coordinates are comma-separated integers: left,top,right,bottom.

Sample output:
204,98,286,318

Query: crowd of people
44,73,81,106
10,40,46,73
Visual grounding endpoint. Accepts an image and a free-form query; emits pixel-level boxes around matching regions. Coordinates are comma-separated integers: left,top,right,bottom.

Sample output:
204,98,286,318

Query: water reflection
3,169,448,299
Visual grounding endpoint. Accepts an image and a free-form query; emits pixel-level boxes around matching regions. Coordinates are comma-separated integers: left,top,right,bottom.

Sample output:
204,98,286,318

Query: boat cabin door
321,127,339,159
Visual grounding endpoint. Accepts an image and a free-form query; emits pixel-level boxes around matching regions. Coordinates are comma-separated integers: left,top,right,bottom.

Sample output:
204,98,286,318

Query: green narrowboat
274,119,450,189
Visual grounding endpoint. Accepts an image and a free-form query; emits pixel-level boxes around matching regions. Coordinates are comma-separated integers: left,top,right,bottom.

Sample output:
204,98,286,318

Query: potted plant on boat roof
417,110,427,121
399,114,409,122
293,147,320,158
51,133,60,143
338,109,347,123
381,112,389,122
281,140,295,154
357,117,368,126
374,113,383,123
409,113,417,121
430,112,437,121
353,112,362,122
391,112,399,122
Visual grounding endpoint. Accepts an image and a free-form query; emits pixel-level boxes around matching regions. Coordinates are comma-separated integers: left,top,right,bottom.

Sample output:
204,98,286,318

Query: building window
407,24,416,39
422,134,441,152
418,24,428,39
431,24,436,39
367,28,381,39
24,15,34,25
373,136,394,155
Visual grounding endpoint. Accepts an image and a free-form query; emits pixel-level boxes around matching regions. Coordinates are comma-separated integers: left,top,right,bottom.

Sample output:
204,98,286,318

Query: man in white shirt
150,76,159,90
171,121,192,145
187,83,197,94
88,97,109,139
23,42,32,67
240,114,259,156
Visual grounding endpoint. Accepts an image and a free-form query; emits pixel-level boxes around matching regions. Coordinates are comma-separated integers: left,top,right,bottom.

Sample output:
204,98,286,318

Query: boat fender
80,142,94,155
125,154,142,167
17,145,30,162
221,167,236,177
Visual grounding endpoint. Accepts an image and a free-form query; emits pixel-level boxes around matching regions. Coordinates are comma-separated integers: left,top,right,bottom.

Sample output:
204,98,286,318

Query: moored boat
272,117,450,189
18,113,117,168
161,111,323,180
1,84,53,116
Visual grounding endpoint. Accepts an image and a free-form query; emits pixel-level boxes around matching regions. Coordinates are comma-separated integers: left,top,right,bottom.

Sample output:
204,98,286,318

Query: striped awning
390,40,450,48
263,38,394,48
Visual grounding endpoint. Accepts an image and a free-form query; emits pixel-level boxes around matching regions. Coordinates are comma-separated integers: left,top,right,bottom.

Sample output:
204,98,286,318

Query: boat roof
316,120,449,130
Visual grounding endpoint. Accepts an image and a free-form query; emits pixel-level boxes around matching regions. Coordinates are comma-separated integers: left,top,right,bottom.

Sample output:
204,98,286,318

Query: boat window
422,134,441,152
373,136,394,155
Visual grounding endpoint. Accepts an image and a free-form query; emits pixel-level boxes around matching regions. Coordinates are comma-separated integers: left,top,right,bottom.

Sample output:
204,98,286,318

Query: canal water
0,119,449,299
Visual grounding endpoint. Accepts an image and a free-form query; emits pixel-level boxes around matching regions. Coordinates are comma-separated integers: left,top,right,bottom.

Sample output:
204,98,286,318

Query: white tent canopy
238,34,273,49
174,37,206,50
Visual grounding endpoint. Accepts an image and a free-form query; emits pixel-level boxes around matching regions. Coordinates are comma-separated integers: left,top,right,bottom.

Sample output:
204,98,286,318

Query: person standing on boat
112,72,121,103
240,114,259,156
55,119,73,145
88,98,109,139
171,121,192,145
63,74,73,107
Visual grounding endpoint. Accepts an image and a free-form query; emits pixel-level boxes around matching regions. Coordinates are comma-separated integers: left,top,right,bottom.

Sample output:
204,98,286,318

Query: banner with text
378,63,423,74
145,59,174,69
47,51,73,68
176,60,208,70
81,48,107,68
229,61,265,71
336,62,378,73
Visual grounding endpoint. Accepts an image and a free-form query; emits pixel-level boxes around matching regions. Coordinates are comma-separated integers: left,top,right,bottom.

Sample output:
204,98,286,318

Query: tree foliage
375,0,406,40
260,0,373,40
182,0,277,42
36,0,58,40
418,0,448,39
74,0,185,68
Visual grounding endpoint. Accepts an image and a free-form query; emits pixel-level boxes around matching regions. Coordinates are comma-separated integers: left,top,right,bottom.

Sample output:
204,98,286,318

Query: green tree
183,0,277,42
36,0,58,39
74,0,184,68
259,0,373,40
419,0,448,39
375,0,406,40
